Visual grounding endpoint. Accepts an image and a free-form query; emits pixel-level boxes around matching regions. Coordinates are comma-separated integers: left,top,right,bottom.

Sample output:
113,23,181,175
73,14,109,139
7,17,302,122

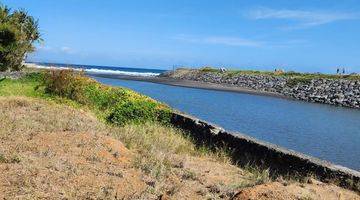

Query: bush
200,67,220,73
107,100,171,126
286,77,312,87
43,70,172,125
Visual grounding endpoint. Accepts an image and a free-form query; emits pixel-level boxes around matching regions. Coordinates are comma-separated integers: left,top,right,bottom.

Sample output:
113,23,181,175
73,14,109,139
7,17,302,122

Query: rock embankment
161,69,360,108
0,71,25,79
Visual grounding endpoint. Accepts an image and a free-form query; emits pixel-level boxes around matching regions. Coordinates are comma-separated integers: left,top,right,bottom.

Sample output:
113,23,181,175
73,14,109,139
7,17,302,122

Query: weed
182,169,198,180
299,196,314,200
286,77,312,87
0,154,7,163
9,154,21,163
199,67,220,73
244,165,271,185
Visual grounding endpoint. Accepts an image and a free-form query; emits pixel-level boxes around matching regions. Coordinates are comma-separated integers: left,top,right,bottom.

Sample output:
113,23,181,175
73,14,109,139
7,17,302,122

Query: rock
164,69,360,109
0,71,25,80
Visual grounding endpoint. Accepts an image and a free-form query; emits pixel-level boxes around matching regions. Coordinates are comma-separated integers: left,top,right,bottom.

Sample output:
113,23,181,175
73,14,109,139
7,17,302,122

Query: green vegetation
0,70,172,126
195,67,360,80
0,4,41,71
42,70,172,125
0,73,44,97
199,66,221,73
285,77,313,87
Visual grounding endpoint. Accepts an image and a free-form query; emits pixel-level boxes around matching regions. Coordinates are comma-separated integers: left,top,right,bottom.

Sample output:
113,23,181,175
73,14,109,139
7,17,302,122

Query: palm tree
0,4,41,71
0,5,10,23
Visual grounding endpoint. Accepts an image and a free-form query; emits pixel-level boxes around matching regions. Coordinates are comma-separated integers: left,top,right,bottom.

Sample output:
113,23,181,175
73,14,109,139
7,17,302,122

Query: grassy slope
0,75,269,199
0,74,359,199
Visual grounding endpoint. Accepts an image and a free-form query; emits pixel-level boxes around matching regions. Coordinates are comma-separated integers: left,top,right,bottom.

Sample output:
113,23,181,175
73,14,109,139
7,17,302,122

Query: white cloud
35,45,75,54
174,34,262,47
60,46,72,53
37,45,53,51
247,7,359,29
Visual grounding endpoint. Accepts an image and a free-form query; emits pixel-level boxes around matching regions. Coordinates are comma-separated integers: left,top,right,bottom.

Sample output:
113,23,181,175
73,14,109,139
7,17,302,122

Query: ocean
30,62,165,77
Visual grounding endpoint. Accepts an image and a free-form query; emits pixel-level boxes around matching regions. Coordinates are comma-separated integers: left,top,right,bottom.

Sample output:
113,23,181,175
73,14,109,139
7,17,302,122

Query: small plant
107,100,170,126
182,169,198,180
9,154,21,163
286,77,312,87
200,67,220,73
299,196,314,200
0,154,7,163
0,154,20,163
244,165,271,185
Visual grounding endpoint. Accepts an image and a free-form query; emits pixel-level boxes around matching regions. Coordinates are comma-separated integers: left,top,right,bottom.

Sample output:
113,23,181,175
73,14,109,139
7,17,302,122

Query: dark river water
93,76,360,171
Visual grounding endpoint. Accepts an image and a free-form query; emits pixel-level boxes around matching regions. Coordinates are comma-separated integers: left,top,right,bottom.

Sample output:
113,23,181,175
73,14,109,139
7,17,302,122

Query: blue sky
3,0,360,72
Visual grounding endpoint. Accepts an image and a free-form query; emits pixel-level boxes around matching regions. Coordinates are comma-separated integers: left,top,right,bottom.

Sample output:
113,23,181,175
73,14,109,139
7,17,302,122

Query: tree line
0,4,41,71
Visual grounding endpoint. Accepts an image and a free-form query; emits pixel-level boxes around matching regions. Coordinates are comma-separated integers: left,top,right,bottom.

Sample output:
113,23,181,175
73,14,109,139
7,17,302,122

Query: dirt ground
233,181,360,200
0,97,359,199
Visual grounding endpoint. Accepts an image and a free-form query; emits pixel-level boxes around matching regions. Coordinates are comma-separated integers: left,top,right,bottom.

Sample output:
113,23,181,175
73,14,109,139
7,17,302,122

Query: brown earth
233,181,360,200
0,97,359,199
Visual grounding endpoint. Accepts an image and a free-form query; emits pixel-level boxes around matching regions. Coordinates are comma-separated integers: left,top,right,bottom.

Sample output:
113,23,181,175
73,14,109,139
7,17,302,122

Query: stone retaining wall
162,70,360,108
170,112,360,191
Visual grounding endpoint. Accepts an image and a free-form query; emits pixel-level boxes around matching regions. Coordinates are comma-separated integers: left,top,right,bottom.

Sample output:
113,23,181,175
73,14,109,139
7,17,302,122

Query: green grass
194,67,360,80
0,71,172,125
0,74,86,111
0,77,42,97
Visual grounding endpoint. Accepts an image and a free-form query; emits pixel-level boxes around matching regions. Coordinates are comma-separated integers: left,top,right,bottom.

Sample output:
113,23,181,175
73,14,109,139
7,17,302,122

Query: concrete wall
170,112,360,191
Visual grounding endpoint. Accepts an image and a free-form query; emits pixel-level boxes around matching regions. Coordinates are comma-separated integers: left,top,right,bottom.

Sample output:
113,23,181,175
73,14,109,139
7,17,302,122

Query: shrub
286,77,312,87
107,100,171,126
283,71,303,76
43,70,172,125
43,69,93,102
200,67,220,73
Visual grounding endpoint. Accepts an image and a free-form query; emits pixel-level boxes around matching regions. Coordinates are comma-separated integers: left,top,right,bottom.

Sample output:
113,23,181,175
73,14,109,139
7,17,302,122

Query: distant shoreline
25,63,360,108
88,73,290,99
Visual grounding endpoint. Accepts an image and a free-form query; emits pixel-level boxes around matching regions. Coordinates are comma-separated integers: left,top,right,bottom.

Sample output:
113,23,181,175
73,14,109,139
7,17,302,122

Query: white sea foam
26,63,160,77
85,68,160,76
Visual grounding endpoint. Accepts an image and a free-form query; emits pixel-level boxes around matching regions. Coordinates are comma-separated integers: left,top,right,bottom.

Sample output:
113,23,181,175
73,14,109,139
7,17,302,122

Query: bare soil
233,181,360,200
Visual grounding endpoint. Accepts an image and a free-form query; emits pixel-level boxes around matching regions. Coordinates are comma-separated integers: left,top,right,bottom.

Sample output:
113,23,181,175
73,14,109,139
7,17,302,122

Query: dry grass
232,180,360,200
0,97,266,199
0,97,104,137
0,97,359,199
109,123,258,199
0,97,147,199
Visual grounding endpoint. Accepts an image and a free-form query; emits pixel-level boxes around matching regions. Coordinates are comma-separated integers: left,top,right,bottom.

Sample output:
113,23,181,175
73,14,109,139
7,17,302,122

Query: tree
0,4,41,71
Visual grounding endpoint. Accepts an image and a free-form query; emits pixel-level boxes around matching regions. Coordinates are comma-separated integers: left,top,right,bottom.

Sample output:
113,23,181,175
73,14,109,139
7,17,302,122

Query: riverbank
159,68,360,109
87,73,289,99
1,70,359,199
28,64,360,107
